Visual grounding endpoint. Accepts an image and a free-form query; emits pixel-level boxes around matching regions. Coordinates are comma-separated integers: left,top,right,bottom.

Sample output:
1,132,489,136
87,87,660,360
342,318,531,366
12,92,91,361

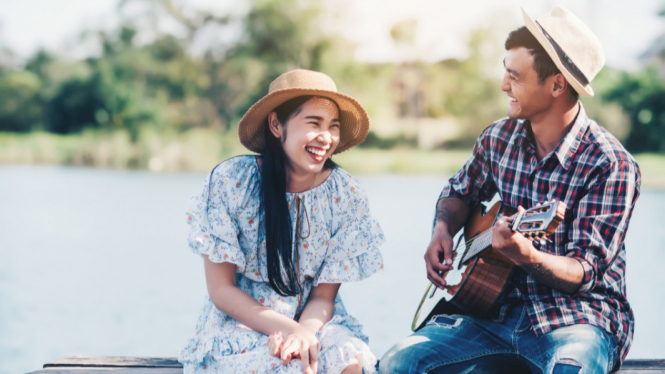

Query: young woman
179,69,385,374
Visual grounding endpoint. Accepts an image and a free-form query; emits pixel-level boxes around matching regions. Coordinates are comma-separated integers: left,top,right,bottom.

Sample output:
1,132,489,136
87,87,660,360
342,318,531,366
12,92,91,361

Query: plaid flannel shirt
440,103,640,365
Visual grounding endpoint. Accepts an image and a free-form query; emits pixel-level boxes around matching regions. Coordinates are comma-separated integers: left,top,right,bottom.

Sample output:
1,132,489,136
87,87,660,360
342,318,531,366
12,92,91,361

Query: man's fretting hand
491,206,537,266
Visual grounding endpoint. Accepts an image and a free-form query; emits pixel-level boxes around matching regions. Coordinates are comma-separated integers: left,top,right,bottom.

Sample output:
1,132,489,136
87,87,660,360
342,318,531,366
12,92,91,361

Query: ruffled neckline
247,155,340,196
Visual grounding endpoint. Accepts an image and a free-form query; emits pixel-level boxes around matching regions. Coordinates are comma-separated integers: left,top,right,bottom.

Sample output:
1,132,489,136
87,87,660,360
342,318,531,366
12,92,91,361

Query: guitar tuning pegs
540,238,547,246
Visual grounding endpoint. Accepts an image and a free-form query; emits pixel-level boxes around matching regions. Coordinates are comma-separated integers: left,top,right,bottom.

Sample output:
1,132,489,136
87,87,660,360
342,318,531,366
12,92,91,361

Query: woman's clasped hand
268,330,321,374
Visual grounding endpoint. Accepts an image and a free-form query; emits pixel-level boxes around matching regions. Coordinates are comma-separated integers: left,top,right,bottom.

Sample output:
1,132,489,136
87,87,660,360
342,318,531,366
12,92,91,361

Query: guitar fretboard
461,229,493,263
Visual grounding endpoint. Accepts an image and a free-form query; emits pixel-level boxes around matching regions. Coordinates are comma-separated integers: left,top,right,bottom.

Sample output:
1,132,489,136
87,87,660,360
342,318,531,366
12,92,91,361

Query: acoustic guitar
412,200,566,331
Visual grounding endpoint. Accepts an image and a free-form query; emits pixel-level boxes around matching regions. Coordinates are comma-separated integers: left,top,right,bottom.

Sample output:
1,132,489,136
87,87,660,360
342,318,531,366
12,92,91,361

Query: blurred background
1,0,664,373
1,0,664,178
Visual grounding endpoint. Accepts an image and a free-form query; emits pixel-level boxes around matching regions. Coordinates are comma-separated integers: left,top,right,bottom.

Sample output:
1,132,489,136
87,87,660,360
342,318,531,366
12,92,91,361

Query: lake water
1,166,663,374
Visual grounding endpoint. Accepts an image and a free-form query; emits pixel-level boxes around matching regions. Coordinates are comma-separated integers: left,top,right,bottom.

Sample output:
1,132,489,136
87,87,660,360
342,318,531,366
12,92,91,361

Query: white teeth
306,147,326,157
509,97,517,102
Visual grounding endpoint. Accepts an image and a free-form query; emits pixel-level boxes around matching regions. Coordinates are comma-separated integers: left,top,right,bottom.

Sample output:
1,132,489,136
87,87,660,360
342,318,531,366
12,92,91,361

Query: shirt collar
515,119,534,152
554,102,589,170
514,102,589,170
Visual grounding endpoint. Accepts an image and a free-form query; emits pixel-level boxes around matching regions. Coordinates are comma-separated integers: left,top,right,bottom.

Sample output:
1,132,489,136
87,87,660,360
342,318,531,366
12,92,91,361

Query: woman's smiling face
268,97,341,176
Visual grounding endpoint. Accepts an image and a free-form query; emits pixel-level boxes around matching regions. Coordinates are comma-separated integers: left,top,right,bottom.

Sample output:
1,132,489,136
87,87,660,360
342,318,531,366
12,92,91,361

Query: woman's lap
184,322,378,374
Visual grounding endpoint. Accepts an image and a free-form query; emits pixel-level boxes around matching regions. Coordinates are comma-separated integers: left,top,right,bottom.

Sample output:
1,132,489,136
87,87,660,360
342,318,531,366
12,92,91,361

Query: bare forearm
298,295,335,335
435,197,471,235
517,250,584,294
209,285,302,336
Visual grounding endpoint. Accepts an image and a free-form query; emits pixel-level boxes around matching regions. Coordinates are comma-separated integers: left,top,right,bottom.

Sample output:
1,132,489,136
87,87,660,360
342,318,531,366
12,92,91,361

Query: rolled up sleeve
565,160,640,294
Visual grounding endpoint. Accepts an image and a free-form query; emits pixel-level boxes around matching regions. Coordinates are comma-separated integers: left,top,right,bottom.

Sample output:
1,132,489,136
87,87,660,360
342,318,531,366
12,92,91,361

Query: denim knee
551,358,583,374
541,324,617,374
379,341,412,373
379,335,432,374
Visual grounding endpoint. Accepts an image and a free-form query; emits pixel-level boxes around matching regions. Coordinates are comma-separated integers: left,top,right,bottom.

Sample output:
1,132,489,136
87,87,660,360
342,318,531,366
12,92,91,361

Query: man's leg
517,323,618,374
428,354,529,374
380,309,528,374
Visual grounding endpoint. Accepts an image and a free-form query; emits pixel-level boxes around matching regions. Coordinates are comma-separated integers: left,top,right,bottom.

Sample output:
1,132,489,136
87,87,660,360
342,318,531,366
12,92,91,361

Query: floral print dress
179,156,385,374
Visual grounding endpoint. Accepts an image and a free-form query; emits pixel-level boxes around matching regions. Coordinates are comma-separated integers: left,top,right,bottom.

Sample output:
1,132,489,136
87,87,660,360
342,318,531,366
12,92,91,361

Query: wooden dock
28,356,182,374
27,355,665,373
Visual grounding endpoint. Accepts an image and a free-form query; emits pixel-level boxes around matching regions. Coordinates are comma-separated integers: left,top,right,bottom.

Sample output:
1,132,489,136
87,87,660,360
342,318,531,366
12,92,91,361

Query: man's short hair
505,26,579,98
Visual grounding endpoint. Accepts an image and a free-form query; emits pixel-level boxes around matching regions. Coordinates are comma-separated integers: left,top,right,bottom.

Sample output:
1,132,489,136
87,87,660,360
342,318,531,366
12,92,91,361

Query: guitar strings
453,210,547,261
455,214,515,250
453,209,551,262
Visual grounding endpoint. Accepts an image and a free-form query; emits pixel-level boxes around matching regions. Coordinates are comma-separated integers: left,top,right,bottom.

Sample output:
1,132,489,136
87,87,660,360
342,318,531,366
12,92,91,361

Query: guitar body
445,202,516,315
412,202,517,330
412,199,566,331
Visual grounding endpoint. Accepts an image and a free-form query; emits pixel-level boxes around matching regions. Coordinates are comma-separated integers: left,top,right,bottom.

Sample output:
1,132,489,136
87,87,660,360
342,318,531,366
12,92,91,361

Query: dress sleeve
186,162,246,272
314,178,385,286
564,159,640,294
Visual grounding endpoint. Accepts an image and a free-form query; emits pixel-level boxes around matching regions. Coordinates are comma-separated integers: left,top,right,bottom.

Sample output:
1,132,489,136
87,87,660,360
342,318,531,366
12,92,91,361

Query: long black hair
261,96,337,297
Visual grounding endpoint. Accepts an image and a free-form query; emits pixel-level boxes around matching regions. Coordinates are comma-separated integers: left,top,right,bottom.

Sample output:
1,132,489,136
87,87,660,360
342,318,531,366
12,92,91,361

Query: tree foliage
603,68,665,153
0,0,663,154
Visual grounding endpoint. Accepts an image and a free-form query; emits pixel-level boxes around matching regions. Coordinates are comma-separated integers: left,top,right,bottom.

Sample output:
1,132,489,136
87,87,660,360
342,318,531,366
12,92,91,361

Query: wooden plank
34,356,665,373
33,368,182,373
622,360,665,370
43,356,181,368
618,359,665,373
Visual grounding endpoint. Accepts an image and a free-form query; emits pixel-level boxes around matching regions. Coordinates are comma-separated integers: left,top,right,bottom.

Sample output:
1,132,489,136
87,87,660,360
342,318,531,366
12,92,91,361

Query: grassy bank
0,129,244,173
631,154,665,189
338,149,665,189
1,131,663,188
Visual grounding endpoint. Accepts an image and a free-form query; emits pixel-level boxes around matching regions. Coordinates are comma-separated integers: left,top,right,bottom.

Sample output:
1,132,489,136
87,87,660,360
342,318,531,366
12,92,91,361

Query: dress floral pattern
179,155,385,374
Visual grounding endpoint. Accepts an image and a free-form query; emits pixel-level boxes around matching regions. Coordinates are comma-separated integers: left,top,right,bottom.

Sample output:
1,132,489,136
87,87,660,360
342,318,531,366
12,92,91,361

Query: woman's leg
316,320,378,374
341,353,363,374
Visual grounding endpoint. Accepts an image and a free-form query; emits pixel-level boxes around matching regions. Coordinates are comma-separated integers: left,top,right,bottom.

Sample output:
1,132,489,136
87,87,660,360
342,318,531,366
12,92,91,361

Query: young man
381,7,640,374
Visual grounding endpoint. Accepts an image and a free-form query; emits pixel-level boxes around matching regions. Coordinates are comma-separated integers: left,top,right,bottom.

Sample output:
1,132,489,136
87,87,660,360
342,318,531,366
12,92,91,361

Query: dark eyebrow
503,59,519,77
305,115,340,123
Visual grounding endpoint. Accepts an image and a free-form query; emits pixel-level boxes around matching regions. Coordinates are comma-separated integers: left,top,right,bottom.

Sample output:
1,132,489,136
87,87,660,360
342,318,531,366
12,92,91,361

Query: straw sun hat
522,6,605,96
238,69,369,154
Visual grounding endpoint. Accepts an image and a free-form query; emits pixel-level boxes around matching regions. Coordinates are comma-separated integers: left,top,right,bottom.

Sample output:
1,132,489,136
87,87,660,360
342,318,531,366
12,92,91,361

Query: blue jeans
380,305,617,374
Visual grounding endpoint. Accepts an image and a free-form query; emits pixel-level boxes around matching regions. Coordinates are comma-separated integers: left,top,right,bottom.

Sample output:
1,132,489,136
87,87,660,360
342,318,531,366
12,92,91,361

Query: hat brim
238,88,369,155
522,7,594,97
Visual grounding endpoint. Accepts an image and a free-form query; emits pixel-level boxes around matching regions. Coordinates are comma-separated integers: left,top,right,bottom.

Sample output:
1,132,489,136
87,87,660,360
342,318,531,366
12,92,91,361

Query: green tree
601,5,665,153
0,70,43,132
208,0,350,128
603,68,665,153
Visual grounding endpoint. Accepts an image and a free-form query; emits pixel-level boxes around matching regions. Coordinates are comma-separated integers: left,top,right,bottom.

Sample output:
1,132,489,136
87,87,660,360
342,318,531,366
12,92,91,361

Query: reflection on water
0,166,663,374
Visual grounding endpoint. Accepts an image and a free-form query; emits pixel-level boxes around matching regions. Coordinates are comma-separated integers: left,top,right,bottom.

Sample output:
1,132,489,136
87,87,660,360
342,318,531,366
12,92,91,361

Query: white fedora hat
522,6,605,96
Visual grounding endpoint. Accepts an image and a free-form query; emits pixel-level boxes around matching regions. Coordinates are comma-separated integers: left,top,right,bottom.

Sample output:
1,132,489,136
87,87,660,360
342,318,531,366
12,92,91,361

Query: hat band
536,21,590,86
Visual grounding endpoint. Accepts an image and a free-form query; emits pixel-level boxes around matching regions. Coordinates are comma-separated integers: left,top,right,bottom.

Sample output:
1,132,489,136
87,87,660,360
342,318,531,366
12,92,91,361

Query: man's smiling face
500,47,556,121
